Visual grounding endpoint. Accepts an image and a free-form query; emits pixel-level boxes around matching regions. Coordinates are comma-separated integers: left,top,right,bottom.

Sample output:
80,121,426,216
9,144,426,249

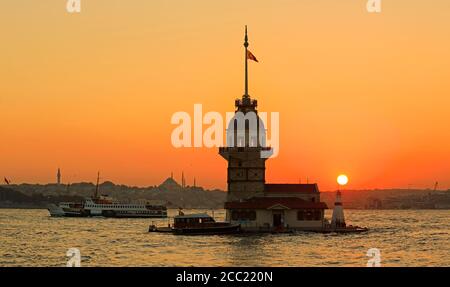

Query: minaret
94,171,100,199
219,26,271,202
181,172,185,188
331,190,346,228
57,168,61,185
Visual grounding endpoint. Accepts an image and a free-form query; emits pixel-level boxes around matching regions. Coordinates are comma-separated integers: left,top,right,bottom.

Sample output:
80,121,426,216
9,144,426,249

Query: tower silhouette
219,26,272,201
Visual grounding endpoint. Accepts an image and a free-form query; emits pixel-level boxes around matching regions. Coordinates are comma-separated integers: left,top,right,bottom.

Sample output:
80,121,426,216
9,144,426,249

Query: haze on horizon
1,1,449,190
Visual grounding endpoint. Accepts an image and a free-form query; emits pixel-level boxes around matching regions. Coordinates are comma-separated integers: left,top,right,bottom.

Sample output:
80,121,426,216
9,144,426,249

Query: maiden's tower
219,27,328,232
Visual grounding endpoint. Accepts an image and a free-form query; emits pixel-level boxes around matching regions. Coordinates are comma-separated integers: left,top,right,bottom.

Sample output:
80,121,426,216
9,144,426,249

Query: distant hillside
2,181,449,210
0,186,83,209
1,177,226,209
321,189,450,209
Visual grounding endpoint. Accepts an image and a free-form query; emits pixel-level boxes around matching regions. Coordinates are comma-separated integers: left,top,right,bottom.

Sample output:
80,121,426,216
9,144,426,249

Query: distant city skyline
3,168,447,192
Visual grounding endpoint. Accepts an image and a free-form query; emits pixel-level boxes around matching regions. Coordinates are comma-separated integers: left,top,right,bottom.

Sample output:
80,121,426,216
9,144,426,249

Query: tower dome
226,96,267,148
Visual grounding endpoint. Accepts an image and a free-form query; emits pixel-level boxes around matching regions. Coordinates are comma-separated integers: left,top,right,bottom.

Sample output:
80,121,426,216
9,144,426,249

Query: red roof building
264,183,319,194
225,197,327,210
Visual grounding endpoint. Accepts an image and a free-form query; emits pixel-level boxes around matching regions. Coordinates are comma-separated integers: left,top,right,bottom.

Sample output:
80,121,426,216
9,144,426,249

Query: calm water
0,209,449,267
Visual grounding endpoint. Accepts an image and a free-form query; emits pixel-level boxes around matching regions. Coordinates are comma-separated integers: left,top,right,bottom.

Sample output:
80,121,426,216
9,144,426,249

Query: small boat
149,213,241,235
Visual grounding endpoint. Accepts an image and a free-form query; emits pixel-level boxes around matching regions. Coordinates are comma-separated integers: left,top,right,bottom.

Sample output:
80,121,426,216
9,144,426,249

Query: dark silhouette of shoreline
0,177,225,209
1,178,449,209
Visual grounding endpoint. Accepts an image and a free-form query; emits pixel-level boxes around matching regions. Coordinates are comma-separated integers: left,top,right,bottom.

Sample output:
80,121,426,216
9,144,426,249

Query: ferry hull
48,204,87,217
99,210,167,218
48,203,167,218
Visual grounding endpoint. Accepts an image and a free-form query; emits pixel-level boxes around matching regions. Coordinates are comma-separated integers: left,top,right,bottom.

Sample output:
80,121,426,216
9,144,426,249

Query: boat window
204,217,214,223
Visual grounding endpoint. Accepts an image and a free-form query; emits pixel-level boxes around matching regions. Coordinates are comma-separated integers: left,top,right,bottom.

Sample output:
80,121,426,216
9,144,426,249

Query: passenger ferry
82,195,168,218
48,173,167,218
48,197,167,218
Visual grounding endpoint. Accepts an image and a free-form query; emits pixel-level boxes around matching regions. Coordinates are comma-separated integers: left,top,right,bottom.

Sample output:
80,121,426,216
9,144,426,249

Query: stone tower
219,26,272,202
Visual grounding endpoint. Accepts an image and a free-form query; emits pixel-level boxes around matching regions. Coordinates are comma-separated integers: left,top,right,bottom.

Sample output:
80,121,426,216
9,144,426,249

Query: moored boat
149,213,241,235
82,196,168,218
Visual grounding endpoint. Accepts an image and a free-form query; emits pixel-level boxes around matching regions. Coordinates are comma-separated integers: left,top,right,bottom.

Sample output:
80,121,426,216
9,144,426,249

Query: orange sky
1,0,449,190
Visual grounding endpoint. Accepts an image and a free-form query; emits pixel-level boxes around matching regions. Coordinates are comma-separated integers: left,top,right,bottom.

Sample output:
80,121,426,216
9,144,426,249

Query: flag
246,50,258,62
4,177,10,185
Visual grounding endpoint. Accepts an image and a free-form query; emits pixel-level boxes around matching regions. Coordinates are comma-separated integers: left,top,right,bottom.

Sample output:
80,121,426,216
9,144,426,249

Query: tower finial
244,25,248,48
244,25,249,97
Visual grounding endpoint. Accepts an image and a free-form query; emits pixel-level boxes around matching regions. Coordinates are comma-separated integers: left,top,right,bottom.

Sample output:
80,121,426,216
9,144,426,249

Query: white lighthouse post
331,175,348,229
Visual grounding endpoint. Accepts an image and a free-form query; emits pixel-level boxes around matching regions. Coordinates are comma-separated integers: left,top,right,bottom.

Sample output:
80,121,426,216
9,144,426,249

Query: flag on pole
246,50,258,62
4,177,10,185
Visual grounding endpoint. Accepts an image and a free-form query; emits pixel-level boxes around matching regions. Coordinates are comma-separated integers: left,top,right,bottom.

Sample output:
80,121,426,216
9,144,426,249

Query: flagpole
244,25,249,97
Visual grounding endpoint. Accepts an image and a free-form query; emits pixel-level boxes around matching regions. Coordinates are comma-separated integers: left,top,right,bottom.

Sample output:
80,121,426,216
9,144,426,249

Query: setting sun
337,175,348,186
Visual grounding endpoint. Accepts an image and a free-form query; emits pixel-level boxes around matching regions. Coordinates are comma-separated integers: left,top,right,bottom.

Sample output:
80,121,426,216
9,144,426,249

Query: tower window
231,210,256,221
305,210,313,220
297,210,304,221
314,210,321,221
